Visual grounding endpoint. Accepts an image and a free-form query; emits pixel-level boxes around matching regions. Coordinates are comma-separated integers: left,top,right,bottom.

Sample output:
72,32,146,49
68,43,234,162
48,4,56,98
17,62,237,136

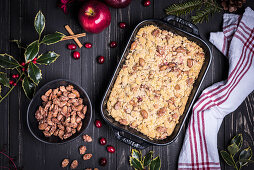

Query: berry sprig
0,10,65,103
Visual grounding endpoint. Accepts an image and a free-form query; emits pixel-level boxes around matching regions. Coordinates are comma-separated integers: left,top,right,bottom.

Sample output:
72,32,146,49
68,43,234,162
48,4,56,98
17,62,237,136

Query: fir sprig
165,0,223,24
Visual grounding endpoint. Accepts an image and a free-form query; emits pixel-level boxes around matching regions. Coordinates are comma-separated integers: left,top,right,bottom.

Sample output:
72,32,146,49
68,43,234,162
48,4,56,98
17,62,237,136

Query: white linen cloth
178,7,254,170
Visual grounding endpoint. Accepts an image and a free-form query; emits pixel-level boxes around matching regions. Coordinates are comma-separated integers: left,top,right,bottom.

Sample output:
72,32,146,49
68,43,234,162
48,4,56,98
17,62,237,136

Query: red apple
104,0,132,8
79,0,111,34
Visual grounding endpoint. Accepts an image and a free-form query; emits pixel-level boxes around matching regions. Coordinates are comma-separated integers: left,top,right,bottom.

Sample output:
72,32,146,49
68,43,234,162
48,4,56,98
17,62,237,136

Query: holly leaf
144,151,153,167
238,159,254,163
227,142,240,157
41,32,65,45
149,156,161,170
131,149,142,161
37,51,59,65
22,76,36,99
239,147,252,167
231,134,243,150
0,72,10,88
220,150,234,166
129,157,143,170
34,10,45,35
27,62,42,85
25,40,39,62
0,54,20,69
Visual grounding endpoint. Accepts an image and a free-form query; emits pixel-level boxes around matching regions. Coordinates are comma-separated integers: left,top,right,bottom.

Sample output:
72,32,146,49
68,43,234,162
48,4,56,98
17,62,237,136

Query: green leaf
34,10,45,35
22,76,36,99
129,157,144,170
41,32,65,45
239,159,254,163
10,40,25,49
231,134,243,149
227,143,240,156
220,150,234,166
25,40,39,62
165,0,203,16
131,149,142,161
239,147,252,167
27,62,42,85
149,156,161,170
0,72,10,88
0,54,20,69
37,51,59,65
144,151,153,167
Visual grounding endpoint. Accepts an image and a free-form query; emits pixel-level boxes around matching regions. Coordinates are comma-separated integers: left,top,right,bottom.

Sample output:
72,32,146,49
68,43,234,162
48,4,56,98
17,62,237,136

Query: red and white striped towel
178,7,254,170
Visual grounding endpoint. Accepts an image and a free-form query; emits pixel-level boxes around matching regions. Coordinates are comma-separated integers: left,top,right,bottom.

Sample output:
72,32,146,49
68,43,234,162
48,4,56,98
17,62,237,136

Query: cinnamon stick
62,33,86,41
64,25,83,48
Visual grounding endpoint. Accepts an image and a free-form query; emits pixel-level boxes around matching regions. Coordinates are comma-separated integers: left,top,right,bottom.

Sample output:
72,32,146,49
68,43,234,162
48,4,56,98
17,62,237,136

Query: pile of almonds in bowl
35,85,87,140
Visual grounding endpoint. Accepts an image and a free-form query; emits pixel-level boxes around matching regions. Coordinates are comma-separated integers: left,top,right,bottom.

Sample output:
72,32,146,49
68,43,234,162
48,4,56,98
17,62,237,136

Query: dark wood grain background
0,0,254,170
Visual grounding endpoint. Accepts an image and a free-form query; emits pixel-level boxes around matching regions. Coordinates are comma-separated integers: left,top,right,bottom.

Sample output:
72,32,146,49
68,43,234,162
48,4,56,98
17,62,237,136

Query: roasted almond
140,110,148,119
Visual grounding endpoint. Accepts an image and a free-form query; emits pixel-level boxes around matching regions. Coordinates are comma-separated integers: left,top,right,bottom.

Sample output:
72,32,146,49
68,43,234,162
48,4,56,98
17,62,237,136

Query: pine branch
165,0,203,16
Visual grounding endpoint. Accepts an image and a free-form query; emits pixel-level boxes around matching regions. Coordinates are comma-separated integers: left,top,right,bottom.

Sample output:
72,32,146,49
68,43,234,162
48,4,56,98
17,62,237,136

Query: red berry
99,158,107,166
9,80,14,85
33,57,37,61
22,68,26,72
73,51,80,59
15,74,19,78
95,119,102,128
97,56,105,64
13,83,17,86
107,145,115,153
21,62,26,66
67,44,77,50
32,60,37,64
12,74,16,79
99,137,107,145
84,43,92,48
143,0,151,6
119,22,126,29
110,41,117,48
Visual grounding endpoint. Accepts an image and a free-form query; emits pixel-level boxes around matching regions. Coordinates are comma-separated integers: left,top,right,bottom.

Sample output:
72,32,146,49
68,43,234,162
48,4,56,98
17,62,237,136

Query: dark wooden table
0,0,254,170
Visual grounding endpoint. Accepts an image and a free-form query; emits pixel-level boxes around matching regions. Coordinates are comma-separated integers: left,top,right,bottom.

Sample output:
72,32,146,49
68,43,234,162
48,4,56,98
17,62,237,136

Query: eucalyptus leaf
0,54,20,69
37,51,59,65
22,76,36,99
27,62,42,85
220,150,234,166
131,149,142,161
25,40,39,62
144,151,153,167
149,156,161,170
227,142,240,156
34,10,45,35
129,157,143,170
41,32,65,45
231,134,243,149
239,147,252,167
0,72,10,88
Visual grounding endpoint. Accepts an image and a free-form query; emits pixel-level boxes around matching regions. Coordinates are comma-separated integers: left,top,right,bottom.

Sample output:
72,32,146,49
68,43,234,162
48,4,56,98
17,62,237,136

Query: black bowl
27,79,92,144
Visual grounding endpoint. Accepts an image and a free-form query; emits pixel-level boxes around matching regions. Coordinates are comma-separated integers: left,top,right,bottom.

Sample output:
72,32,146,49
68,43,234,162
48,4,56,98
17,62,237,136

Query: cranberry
9,80,14,85
13,83,17,86
67,44,77,50
84,43,92,48
21,62,26,66
12,74,16,79
99,158,107,166
110,41,117,48
22,68,26,72
95,120,102,128
119,22,126,29
107,145,115,153
137,96,143,102
97,56,105,64
143,0,151,7
99,137,107,145
73,51,80,60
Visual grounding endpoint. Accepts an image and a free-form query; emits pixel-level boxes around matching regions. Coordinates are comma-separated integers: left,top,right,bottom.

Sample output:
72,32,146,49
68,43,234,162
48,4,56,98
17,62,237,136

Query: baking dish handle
113,128,150,150
163,15,199,36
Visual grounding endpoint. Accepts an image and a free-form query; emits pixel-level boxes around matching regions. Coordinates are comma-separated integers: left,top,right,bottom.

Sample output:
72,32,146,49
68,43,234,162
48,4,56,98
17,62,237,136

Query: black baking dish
101,15,212,149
